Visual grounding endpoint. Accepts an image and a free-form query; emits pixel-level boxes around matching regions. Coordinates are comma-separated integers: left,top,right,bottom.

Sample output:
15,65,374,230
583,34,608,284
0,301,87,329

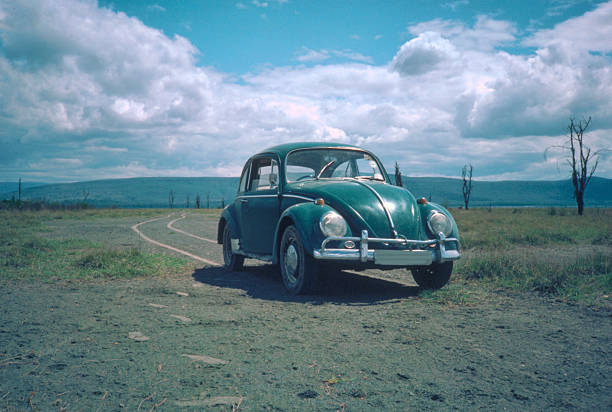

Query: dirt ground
1,213,611,411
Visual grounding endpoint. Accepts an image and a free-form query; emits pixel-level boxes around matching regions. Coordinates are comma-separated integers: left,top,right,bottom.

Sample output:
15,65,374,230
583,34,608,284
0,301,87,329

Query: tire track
131,215,221,266
167,214,217,244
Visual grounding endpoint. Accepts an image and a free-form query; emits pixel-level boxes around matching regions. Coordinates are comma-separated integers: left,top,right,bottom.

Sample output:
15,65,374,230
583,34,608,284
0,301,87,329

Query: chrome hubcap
284,244,298,284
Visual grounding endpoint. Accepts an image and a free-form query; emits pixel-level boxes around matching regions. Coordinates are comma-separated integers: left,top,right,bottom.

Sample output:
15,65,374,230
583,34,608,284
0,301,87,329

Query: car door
238,155,281,255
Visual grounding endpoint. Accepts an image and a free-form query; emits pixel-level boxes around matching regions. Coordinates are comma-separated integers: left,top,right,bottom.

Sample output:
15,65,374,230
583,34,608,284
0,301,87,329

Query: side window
331,160,353,178
355,157,383,180
238,162,250,193
248,157,279,192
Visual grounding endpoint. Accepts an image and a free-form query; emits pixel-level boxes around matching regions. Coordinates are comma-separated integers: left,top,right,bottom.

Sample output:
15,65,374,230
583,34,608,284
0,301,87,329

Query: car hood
285,179,421,239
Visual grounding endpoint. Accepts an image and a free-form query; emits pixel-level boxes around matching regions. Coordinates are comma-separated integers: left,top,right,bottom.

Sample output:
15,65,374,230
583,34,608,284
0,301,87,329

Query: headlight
319,211,348,237
428,210,452,237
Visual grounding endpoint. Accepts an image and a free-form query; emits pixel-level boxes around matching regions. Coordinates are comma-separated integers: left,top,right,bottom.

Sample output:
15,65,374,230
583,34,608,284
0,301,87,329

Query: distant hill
1,176,611,208
402,176,612,207
1,177,239,208
0,181,49,196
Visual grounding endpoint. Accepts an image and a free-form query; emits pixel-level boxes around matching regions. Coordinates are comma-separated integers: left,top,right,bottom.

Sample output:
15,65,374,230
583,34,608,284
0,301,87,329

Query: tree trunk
576,191,584,216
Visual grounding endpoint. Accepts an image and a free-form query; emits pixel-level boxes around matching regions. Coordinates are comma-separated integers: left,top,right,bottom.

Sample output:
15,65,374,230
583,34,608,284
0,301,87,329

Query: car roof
257,142,362,158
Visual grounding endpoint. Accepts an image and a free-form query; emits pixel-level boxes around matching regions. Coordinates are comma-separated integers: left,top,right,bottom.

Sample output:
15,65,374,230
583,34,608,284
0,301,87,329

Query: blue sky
1,0,611,182
98,0,604,74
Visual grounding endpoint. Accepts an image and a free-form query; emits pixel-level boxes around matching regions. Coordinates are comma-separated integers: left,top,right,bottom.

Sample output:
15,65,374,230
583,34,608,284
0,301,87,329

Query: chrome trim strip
352,180,398,238
236,194,279,199
282,194,315,202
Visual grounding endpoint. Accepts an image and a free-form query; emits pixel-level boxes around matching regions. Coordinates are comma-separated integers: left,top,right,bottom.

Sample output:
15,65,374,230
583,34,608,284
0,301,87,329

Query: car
217,142,461,294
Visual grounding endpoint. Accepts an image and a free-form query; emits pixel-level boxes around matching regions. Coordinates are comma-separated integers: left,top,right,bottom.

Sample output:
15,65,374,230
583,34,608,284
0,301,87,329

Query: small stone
148,303,168,308
170,314,192,323
128,331,149,341
182,354,228,365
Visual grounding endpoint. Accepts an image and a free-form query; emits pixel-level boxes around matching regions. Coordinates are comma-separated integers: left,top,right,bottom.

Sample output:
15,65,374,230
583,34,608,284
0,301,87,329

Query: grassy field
0,209,195,281
1,207,611,411
1,207,610,307
453,207,612,307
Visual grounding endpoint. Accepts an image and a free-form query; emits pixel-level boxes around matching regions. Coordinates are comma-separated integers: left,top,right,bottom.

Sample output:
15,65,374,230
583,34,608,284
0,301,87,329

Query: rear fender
218,204,241,244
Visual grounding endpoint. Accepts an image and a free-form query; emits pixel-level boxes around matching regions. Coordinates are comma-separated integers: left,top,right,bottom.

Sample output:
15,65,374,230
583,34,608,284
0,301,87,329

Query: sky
0,0,611,183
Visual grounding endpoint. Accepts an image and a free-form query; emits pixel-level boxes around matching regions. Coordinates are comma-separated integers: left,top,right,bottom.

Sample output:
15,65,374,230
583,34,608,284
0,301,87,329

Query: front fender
272,202,344,264
417,202,460,240
218,204,241,244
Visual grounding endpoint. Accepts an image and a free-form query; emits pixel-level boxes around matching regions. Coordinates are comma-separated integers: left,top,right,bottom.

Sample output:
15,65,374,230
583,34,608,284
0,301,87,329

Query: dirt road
1,213,611,411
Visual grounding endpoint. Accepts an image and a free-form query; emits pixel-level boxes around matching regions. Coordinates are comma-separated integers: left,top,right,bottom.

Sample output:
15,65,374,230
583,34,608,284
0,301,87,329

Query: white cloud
295,48,372,64
295,48,330,62
147,4,166,12
525,1,612,53
252,0,268,8
442,1,469,11
407,16,517,52
0,0,611,183
390,31,458,75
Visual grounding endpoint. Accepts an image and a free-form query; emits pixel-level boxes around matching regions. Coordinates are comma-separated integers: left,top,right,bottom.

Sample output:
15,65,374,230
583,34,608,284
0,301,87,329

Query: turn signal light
417,197,427,205
315,198,325,206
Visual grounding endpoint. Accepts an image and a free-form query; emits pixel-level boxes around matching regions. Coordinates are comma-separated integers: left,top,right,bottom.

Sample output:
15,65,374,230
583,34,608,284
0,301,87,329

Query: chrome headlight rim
319,211,348,238
427,210,453,237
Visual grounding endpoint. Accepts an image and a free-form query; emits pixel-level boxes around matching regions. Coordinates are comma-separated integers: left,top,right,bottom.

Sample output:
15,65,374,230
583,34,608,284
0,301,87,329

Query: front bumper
312,230,460,266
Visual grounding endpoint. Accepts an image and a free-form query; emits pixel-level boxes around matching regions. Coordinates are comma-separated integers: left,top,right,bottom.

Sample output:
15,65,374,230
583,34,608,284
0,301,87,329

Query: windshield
286,148,387,183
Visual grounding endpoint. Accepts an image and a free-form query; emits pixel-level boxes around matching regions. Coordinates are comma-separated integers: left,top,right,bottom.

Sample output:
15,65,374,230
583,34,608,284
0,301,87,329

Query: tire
222,225,244,271
411,261,453,289
279,225,318,294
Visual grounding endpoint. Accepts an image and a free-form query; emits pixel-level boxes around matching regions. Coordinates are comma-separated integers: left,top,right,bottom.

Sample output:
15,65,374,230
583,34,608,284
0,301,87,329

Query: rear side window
238,162,250,193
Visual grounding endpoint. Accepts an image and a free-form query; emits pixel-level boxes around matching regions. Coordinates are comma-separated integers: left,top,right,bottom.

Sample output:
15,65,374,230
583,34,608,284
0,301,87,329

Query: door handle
240,199,248,203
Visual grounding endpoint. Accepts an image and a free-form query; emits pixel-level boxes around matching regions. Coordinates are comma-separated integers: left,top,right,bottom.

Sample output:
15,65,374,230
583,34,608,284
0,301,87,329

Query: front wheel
411,261,453,289
279,225,318,294
222,225,244,271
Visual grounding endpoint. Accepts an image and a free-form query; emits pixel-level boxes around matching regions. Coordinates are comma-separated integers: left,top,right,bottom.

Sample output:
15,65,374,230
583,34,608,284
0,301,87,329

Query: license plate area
374,249,433,266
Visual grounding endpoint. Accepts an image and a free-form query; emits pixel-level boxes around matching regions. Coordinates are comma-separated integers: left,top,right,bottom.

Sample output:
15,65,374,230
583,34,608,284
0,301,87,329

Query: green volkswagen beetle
217,142,461,294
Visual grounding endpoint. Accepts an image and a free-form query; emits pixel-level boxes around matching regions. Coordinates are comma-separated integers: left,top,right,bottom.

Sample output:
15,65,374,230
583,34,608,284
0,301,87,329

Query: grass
1,207,611,307
452,207,612,307
454,207,612,249
0,209,193,281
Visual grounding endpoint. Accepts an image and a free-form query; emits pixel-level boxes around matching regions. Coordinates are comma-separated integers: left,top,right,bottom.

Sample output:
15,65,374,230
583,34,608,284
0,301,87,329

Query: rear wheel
222,225,244,271
279,225,318,294
411,261,453,289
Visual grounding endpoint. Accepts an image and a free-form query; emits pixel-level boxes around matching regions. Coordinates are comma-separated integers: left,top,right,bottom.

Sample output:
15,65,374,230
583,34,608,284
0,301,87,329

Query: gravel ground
1,213,611,411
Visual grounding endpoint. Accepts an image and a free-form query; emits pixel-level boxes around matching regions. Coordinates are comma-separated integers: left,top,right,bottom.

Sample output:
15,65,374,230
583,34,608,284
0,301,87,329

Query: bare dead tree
18,177,22,202
168,190,175,209
195,193,201,209
394,161,403,187
206,193,210,209
185,194,190,209
565,117,601,215
462,164,473,210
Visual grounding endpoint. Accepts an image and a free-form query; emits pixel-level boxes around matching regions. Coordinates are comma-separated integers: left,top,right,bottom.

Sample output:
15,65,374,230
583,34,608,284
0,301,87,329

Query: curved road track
131,213,221,267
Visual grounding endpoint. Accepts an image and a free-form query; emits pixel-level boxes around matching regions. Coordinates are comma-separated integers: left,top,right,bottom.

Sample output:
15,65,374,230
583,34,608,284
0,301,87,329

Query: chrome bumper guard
313,230,461,266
